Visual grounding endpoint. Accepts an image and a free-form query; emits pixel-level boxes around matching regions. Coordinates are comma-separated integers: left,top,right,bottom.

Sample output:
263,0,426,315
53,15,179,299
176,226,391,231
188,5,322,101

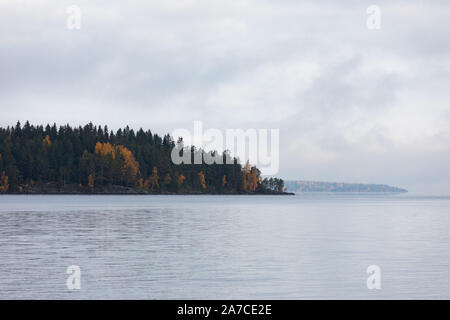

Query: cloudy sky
1,0,449,194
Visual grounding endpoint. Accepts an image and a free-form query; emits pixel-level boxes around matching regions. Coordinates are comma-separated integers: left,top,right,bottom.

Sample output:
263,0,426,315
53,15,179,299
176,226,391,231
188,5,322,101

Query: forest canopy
0,121,285,194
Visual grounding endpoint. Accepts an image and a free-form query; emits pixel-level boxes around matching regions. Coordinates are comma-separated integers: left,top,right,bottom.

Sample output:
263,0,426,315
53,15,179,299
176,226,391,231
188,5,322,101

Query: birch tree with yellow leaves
0,171,9,193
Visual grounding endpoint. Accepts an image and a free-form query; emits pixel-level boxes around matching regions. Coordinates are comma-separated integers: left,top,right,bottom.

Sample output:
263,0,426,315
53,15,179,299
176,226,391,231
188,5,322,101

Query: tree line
0,122,285,194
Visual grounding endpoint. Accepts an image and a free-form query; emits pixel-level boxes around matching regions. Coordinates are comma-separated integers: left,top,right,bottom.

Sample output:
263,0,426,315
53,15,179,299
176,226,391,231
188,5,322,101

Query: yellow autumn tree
249,166,258,192
93,142,140,185
243,161,251,174
95,142,115,158
148,166,159,192
177,173,186,187
242,161,251,191
243,178,248,191
222,175,227,187
0,171,9,193
42,135,52,147
198,171,206,191
115,145,140,178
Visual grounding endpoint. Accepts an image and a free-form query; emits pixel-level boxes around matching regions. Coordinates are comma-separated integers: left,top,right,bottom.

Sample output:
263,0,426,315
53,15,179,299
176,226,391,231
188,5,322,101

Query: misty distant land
285,180,408,193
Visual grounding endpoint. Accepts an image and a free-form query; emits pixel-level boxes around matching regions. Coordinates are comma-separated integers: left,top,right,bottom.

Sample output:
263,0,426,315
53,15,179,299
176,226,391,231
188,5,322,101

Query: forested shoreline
0,122,287,195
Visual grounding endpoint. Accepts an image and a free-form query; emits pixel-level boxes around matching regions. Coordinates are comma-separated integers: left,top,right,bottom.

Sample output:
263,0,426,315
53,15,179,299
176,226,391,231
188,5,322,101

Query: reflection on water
0,194,449,299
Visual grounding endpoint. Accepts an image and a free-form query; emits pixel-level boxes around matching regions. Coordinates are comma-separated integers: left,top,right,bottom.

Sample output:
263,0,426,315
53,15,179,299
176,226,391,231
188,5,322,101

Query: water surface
0,194,449,299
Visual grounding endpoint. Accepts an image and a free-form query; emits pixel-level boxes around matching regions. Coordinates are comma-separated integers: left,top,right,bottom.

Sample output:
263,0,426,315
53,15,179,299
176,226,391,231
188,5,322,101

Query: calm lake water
0,194,449,299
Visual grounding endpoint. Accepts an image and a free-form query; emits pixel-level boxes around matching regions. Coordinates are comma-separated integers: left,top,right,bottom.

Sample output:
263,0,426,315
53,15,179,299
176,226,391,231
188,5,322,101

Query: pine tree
164,173,172,186
88,173,95,189
198,171,206,191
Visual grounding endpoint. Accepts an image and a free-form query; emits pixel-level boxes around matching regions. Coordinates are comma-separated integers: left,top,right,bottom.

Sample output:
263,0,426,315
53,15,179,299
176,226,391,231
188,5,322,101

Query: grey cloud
0,0,450,193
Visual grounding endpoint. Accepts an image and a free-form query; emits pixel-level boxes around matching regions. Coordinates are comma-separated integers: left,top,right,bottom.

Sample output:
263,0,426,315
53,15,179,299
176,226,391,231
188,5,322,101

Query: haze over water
0,194,449,299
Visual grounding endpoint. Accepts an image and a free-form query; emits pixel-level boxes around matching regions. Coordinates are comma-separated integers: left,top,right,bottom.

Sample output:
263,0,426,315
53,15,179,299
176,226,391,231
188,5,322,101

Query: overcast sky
1,0,449,194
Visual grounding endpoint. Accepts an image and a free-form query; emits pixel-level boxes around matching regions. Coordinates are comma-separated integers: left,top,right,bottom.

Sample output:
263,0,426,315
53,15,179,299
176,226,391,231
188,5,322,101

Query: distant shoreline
285,180,408,193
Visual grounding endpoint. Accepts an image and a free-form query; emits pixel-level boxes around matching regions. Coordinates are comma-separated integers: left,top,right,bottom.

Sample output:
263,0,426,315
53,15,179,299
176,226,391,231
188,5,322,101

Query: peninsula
0,122,289,195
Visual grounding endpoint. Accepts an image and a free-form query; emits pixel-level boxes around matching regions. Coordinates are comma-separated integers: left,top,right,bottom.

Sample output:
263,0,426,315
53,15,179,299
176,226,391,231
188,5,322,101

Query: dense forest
0,122,285,194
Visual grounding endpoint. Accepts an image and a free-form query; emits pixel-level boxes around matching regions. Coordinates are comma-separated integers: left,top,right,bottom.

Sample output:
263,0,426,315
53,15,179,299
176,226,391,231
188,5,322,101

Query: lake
0,194,449,299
